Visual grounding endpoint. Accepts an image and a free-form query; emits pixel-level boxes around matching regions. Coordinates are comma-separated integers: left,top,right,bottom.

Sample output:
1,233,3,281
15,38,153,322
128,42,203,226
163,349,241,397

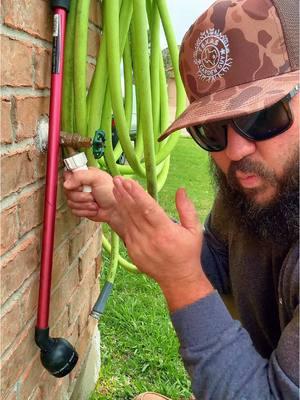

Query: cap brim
159,71,299,141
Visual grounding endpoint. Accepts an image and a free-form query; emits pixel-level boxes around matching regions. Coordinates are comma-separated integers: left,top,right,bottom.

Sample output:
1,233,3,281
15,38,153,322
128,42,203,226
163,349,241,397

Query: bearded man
64,0,299,398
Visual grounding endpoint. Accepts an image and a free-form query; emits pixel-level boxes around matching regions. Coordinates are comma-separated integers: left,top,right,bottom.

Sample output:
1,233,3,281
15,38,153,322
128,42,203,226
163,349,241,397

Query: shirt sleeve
171,291,299,400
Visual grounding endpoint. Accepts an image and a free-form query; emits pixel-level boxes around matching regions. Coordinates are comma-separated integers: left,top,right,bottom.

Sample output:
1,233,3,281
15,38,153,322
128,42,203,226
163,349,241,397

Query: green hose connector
92,130,106,159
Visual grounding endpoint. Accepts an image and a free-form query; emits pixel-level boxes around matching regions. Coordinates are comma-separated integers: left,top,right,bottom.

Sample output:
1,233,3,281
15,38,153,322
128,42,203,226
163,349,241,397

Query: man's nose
225,124,256,161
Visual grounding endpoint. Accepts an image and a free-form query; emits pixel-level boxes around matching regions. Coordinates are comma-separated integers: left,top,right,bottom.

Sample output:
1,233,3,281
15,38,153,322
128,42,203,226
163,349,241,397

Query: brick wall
0,1,103,399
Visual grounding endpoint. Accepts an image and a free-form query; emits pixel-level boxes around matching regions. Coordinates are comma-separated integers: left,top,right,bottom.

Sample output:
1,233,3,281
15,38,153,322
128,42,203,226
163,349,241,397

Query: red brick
75,317,97,364
88,29,100,58
54,207,80,248
78,299,91,338
62,318,79,355
0,322,37,399
87,226,102,277
1,236,38,304
52,239,70,289
90,280,101,313
18,353,45,400
18,186,44,236
1,98,13,144
57,173,67,208
69,267,95,325
87,276,99,308
89,0,102,27
69,225,86,263
38,371,58,399
0,36,32,87
3,388,17,400
68,320,83,381
79,231,101,275
0,300,21,355
69,317,96,382
84,218,101,240
49,264,79,327
30,146,53,181
34,150,47,180
38,369,70,400
20,275,39,326
34,225,43,256
0,149,35,198
51,307,69,338
49,379,70,400
79,314,86,335
15,96,49,141
26,386,42,400
0,205,18,255
2,0,52,41
33,47,51,89
25,148,48,181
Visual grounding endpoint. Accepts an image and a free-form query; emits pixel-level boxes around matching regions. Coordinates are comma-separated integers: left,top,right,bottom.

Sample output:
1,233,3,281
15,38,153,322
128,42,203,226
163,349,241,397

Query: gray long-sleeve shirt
171,201,299,399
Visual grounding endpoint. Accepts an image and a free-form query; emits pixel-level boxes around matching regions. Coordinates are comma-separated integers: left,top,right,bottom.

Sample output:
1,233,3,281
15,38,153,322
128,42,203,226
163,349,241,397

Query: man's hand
64,169,213,310
63,167,125,236
112,176,213,311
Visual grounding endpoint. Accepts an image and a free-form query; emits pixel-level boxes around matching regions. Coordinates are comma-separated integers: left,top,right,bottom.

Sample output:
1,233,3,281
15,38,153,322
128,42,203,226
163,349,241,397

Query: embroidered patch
193,28,233,82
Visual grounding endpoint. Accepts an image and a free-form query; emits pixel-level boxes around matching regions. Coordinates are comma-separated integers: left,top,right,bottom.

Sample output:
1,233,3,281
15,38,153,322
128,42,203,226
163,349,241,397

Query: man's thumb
175,188,200,231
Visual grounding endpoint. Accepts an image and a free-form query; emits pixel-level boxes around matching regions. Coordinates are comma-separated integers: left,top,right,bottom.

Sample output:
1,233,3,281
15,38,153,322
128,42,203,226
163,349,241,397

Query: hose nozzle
35,327,78,378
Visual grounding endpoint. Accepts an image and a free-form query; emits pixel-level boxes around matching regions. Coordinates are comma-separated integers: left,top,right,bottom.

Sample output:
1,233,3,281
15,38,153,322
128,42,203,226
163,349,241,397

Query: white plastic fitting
64,152,92,193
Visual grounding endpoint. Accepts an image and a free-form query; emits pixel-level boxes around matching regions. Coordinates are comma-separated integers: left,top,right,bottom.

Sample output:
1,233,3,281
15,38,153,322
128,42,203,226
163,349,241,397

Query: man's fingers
63,168,100,190
113,177,169,227
67,199,99,211
65,190,95,203
112,179,142,232
113,177,135,208
70,209,99,218
63,171,72,182
175,188,201,232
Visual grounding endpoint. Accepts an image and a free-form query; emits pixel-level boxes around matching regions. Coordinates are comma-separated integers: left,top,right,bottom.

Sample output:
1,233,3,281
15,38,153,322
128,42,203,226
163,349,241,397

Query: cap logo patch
193,28,233,82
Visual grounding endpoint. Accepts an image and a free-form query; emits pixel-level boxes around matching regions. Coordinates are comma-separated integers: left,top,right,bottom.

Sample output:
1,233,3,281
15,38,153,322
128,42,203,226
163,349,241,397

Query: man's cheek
210,153,230,175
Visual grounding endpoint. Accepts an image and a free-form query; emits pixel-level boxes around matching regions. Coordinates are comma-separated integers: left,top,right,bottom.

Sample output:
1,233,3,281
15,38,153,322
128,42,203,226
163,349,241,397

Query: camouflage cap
159,0,300,141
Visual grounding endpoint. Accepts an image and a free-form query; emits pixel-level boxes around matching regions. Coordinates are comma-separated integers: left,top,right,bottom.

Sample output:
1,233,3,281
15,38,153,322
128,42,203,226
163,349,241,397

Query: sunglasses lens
187,123,227,151
235,100,291,140
186,88,296,152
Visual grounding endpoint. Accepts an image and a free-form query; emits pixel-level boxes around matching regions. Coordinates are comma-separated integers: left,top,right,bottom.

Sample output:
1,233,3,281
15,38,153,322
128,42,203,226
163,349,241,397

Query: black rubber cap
40,338,78,377
35,327,78,377
51,0,70,11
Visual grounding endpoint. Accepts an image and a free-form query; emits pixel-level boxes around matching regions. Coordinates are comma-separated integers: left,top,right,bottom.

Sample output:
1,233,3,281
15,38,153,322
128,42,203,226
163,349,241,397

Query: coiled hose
61,0,186,307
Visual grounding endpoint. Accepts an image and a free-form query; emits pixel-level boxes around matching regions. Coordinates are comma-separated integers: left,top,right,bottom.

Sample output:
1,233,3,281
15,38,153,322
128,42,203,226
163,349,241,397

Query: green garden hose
62,0,186,313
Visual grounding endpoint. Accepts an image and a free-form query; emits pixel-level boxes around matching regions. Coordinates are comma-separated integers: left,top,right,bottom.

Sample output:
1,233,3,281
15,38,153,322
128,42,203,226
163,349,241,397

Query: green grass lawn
90,137,214,400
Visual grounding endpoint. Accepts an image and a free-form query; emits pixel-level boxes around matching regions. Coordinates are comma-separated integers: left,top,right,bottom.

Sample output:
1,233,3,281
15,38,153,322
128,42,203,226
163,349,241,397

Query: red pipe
37,8,67,329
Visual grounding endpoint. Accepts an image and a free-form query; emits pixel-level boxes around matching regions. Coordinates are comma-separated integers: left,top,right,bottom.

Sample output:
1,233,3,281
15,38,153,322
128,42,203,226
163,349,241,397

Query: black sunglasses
186,85,299,152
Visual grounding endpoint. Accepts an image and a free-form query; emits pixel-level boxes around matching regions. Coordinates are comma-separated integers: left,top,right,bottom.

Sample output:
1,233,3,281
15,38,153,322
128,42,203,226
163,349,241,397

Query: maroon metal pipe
37,8,67,329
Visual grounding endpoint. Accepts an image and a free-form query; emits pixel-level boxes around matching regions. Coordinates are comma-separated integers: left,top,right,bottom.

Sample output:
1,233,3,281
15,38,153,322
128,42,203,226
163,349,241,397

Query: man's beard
210,152,299,246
